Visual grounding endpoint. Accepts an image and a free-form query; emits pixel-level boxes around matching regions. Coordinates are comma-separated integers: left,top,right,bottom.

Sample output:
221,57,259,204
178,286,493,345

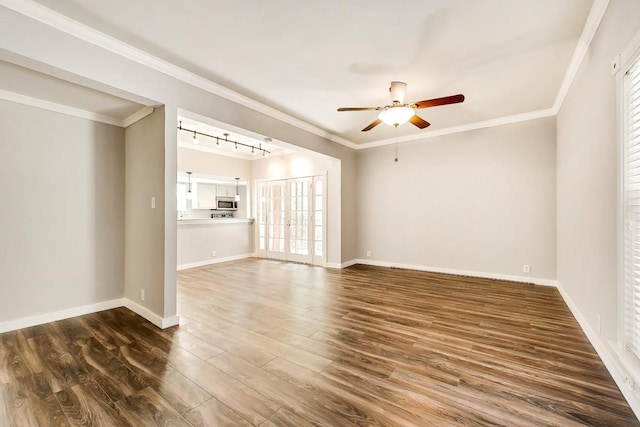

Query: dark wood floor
1,259,638,426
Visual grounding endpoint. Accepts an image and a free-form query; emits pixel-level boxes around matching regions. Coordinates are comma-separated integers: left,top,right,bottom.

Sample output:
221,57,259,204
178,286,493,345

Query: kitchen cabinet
217,185,236,197
195,183,217,209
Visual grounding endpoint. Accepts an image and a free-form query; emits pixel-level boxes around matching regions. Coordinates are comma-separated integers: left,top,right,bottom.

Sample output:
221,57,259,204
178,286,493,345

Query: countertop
177,218,254,225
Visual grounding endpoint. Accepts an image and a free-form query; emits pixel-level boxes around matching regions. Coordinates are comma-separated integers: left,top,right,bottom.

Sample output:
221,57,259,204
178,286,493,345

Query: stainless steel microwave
216,196,238,210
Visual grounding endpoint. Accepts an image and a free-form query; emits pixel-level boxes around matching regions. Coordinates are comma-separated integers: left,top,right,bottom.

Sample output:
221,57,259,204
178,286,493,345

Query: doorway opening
256,175,326,266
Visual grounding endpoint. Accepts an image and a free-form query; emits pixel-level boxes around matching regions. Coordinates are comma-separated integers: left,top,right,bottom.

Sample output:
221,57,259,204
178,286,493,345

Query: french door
256,176,324,265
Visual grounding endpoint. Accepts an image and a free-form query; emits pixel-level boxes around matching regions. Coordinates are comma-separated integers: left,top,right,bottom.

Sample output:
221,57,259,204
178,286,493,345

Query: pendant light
235,177,240,202
186,171,193,199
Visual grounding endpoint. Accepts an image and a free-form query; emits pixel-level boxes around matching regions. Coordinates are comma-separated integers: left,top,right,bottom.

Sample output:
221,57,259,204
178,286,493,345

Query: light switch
151,197,156,209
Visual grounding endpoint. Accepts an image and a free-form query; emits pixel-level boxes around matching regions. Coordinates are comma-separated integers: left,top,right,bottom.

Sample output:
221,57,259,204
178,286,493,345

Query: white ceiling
11,0,595,147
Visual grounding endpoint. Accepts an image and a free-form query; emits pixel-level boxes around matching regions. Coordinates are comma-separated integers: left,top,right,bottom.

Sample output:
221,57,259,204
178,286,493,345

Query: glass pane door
256,182,267,256
256,175,325,265
267,180,286,260
288,178,312,263
313,176,324,265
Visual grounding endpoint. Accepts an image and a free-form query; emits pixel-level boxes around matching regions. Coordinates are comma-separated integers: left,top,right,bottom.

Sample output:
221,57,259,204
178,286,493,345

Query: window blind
624,55,640,360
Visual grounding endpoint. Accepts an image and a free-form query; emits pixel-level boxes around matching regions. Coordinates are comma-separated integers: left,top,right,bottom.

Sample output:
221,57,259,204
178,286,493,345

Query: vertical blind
624,55,640,359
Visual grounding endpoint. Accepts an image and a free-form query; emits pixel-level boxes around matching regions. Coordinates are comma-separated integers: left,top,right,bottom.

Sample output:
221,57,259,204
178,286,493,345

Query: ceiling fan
337,81,464,132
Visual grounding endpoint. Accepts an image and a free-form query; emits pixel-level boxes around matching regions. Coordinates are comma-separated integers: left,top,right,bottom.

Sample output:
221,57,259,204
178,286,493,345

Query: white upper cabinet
194,183,217,209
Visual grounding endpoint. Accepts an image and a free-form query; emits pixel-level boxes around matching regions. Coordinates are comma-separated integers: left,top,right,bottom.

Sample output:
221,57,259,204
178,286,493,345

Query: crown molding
0,88,156,128
0,88,125,126
122,106,155,127
360,0,610,150
617,25,640,73
0,0,357,150
553,0,610,112
356,108,557,150
1,0,607,151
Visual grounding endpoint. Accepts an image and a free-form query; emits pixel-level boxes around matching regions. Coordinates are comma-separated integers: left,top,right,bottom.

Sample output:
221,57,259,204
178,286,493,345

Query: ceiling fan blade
362,119,382,132
409,115,431,129
414,94,465,109
337,107,380,112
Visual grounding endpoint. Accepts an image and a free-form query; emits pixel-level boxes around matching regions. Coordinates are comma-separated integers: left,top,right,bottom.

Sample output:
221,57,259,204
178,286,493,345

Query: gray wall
177,222,253,267
0,100,124,321
557,0,640,348
177,147,252,181
357,117,557,281
124,107,166,316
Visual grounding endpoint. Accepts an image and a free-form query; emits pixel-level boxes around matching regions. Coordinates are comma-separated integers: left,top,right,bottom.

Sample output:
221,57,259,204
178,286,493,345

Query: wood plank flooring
1,258,638,426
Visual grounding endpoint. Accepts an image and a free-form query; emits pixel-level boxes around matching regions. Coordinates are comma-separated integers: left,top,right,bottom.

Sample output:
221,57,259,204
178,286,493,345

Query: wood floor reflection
1,258,638,425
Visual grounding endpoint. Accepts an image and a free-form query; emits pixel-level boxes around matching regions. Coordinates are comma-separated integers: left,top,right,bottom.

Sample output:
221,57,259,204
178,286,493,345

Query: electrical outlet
151,197,156,209
366,250,371,257
212,250,217,257
141,289,145,301
523,264,531,274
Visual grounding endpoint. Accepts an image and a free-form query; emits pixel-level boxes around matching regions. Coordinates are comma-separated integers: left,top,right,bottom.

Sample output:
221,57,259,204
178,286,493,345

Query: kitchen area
177,172,254,269
176,119,257,270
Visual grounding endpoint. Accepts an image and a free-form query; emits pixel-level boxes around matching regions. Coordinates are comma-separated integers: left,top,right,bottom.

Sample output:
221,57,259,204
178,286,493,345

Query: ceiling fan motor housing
389,81,407,103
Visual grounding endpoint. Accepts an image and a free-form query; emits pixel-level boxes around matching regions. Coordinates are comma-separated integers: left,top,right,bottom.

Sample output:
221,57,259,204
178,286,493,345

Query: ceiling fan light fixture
378,105,415,127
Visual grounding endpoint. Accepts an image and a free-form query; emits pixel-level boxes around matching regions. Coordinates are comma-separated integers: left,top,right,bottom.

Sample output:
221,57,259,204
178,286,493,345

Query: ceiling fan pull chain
394,125,399,163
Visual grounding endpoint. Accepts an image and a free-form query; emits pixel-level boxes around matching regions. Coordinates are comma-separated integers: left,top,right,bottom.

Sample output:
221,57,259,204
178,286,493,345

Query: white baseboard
123,298,179,329
351,259,558,287
326,259,358,269
341,259,358,268
0,297,180,334
177,253,254,270
555,282,640,419
0,298,125,334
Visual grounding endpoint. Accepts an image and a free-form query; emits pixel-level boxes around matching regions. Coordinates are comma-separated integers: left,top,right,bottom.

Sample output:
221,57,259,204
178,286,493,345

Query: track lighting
263,137,271,157
177,125,271,156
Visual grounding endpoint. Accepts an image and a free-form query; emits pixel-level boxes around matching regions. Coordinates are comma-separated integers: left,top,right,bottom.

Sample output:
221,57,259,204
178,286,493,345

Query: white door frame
254,172,327,266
